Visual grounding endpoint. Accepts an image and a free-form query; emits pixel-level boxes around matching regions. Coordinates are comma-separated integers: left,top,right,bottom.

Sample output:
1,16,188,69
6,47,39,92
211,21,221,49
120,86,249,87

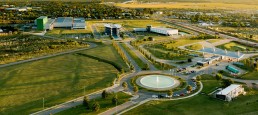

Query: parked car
173,94,180,97
152,95,158,98
158,95,165,98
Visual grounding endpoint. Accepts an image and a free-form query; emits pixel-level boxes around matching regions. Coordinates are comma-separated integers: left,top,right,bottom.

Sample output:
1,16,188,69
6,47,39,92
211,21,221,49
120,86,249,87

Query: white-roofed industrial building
216,84,245,101
133,25,178,36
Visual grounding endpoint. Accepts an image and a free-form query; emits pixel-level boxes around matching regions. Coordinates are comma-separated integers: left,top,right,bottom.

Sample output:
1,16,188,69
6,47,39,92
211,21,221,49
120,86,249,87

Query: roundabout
136,74,180,91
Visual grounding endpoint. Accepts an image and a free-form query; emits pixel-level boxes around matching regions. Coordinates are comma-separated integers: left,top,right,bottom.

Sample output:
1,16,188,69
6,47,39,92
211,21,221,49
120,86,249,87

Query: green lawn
0,44,128,114
186,43,202,50
242,71,258,80
56,92,132,115
217,41,257,52
124,74,258,115
207,39,223,43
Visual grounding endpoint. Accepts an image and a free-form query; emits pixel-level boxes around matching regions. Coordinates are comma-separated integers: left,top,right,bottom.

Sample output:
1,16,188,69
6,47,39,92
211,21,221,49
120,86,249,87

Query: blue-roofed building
54,17,73,28
73,18,86,29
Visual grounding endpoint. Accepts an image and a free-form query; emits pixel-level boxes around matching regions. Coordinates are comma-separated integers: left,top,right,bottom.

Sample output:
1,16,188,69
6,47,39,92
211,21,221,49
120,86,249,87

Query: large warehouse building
133,25,178,36
35,16,86,30
53,17,73,28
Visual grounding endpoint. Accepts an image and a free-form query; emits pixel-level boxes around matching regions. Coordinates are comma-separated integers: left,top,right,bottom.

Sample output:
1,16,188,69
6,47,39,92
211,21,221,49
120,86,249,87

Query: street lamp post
43,98,45,109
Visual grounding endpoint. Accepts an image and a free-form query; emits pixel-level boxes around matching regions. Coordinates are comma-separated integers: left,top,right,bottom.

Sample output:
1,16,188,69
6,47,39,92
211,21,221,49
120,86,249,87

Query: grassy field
0,44,128,114
57,92,132,115
124,74,258,115
185,43,202,50
217,41,257,52
115,2,258,10
79,44,129,71
144,39,202,60
0,35,89,64
207,39,223,43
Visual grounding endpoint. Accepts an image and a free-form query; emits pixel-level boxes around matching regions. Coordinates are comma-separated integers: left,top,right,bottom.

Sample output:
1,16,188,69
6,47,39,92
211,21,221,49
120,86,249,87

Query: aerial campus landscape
0,0,258,115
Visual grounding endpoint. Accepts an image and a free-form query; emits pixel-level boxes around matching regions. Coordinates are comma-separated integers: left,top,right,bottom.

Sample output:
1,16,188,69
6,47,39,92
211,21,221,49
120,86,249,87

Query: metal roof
55,17,73,23
104,24,121,28
199,47,244,59
217,84,241,95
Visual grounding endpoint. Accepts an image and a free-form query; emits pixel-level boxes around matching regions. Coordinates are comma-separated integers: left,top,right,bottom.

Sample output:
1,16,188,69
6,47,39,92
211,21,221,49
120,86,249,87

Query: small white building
0,29,3,33
216,84,245,101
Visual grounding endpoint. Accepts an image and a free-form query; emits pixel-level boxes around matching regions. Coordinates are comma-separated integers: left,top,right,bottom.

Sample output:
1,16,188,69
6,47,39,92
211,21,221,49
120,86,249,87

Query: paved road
124,42,158,71
0,42,97,69
91,24,101,39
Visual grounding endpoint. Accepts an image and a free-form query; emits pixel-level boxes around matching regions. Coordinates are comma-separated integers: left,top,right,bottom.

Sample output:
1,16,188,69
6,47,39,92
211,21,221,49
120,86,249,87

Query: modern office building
104,24,121,36
216,84,245,101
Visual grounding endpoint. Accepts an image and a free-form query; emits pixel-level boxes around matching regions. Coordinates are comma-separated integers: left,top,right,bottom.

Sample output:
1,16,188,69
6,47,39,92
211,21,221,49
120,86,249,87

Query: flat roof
217,84,241,95
151,27,177,31
199,47,244,59
104,24,121,28
45,18,55,25
56,17,73,23
37,16,47,19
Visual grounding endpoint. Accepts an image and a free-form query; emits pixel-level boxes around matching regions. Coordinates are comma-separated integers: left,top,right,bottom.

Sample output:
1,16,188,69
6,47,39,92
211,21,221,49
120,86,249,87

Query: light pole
43,98,45,109
84,86,86,96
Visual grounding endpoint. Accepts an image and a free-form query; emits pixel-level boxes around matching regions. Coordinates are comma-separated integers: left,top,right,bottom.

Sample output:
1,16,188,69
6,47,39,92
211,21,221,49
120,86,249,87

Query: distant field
115,3,258,10
124,74,258,115
0,44,128,114
209,27,258,42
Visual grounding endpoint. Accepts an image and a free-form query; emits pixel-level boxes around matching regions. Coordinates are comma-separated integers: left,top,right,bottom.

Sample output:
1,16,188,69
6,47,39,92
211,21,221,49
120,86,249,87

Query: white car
152,95,158,98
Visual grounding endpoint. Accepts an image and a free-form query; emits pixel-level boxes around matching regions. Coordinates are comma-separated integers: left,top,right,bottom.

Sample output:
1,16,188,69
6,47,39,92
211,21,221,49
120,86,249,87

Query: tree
102,90,108,99
196,75,201,81
167,90,173,97
222,79,234,87
122,82,128,90
112,95,118,105
133,86,138,94
186,85,192,92
215,73,222,81
92,102,100,112
144,64,150,70
83,96,90,109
